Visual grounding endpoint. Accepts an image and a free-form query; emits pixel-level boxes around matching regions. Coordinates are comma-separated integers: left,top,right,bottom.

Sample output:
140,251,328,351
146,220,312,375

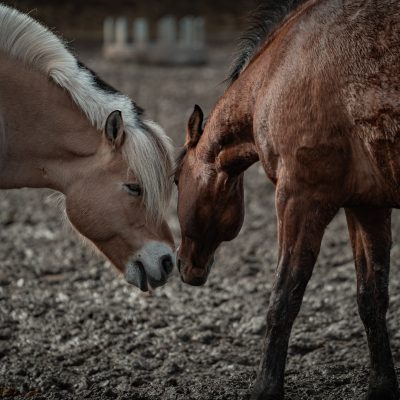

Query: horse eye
123,183,142,196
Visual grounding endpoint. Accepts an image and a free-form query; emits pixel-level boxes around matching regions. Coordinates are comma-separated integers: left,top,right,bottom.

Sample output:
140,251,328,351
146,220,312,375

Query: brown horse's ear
186,104,204,147
105,110,125,150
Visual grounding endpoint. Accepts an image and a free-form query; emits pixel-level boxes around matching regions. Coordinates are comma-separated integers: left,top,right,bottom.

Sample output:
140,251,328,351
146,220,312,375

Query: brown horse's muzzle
177,255,214,286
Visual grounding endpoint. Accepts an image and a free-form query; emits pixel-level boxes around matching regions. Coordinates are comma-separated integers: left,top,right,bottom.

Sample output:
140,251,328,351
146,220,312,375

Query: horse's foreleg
251,187,339,400
345,207,399,400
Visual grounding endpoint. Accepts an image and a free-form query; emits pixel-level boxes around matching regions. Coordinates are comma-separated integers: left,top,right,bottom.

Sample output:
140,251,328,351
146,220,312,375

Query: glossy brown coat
175,0,400,398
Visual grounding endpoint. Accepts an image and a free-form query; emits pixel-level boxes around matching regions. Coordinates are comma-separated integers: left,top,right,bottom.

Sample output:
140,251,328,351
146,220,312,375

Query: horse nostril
177,258,182,273
161,255,174,275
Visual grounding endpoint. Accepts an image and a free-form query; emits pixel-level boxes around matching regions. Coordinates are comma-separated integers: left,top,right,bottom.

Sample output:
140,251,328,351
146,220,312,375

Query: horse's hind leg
345,207,399,400
251,185,339,400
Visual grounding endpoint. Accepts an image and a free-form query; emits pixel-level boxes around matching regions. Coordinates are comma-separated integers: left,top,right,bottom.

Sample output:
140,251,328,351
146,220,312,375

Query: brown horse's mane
177,1,308,169
228,0,306,84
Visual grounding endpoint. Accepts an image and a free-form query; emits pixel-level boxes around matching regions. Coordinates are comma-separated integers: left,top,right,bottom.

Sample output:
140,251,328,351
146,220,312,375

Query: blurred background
2,0,260,145
5,0,257,44
1,1,400,400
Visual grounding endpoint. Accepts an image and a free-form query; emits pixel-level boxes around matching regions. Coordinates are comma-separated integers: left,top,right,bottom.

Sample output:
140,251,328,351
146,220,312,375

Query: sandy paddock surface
1,48,400,400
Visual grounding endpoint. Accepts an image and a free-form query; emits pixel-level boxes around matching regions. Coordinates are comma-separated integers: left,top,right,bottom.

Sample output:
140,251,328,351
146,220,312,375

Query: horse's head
65,111,175,293
175,105,245,286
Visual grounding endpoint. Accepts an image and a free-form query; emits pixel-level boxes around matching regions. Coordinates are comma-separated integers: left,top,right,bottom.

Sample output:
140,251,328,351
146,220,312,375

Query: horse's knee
267,283,307,329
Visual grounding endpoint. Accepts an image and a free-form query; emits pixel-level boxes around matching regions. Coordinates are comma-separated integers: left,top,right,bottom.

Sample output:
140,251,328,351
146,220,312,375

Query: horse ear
186,104,204,147
105,110,125,149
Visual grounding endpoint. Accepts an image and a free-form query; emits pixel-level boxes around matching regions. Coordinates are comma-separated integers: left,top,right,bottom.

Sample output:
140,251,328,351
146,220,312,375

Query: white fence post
103,17,115,47
179,16,195,48
115,17,128,49
133,18,149,48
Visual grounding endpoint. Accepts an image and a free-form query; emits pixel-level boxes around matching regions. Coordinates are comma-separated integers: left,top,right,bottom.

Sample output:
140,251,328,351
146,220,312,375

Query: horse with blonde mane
0,4,175,292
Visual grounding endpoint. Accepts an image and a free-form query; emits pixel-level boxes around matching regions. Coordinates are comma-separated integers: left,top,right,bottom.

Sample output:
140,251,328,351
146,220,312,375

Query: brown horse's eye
123,183,142,197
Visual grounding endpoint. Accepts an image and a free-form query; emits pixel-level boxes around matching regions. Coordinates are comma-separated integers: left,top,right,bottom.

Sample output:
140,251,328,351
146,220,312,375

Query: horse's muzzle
125,241,175,292
177,256,214,286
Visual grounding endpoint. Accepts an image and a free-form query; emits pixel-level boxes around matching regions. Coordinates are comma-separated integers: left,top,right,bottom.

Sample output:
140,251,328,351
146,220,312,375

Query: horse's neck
0,53,98,192
199,78,259,174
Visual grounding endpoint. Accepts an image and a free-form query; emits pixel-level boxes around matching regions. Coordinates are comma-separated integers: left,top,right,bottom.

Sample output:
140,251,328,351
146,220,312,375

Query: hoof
250,382,284,400
366,385,400,400
250,392,284,400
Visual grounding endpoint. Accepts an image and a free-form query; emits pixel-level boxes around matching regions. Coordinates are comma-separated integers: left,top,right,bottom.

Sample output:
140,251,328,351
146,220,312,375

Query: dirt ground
1,47,400,400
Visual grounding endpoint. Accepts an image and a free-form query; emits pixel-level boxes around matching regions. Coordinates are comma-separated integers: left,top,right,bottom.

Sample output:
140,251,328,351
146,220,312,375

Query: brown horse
0,5,175,293
175,0,400,398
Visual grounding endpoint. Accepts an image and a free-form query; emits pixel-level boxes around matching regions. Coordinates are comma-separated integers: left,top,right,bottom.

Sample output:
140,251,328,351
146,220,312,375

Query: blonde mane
0,3,173,221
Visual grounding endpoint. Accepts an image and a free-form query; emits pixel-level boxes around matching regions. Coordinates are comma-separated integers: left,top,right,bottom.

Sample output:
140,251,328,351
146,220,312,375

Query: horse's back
335,0,400,142
257,0,400,207
333,0,400,205
273,0,400,140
